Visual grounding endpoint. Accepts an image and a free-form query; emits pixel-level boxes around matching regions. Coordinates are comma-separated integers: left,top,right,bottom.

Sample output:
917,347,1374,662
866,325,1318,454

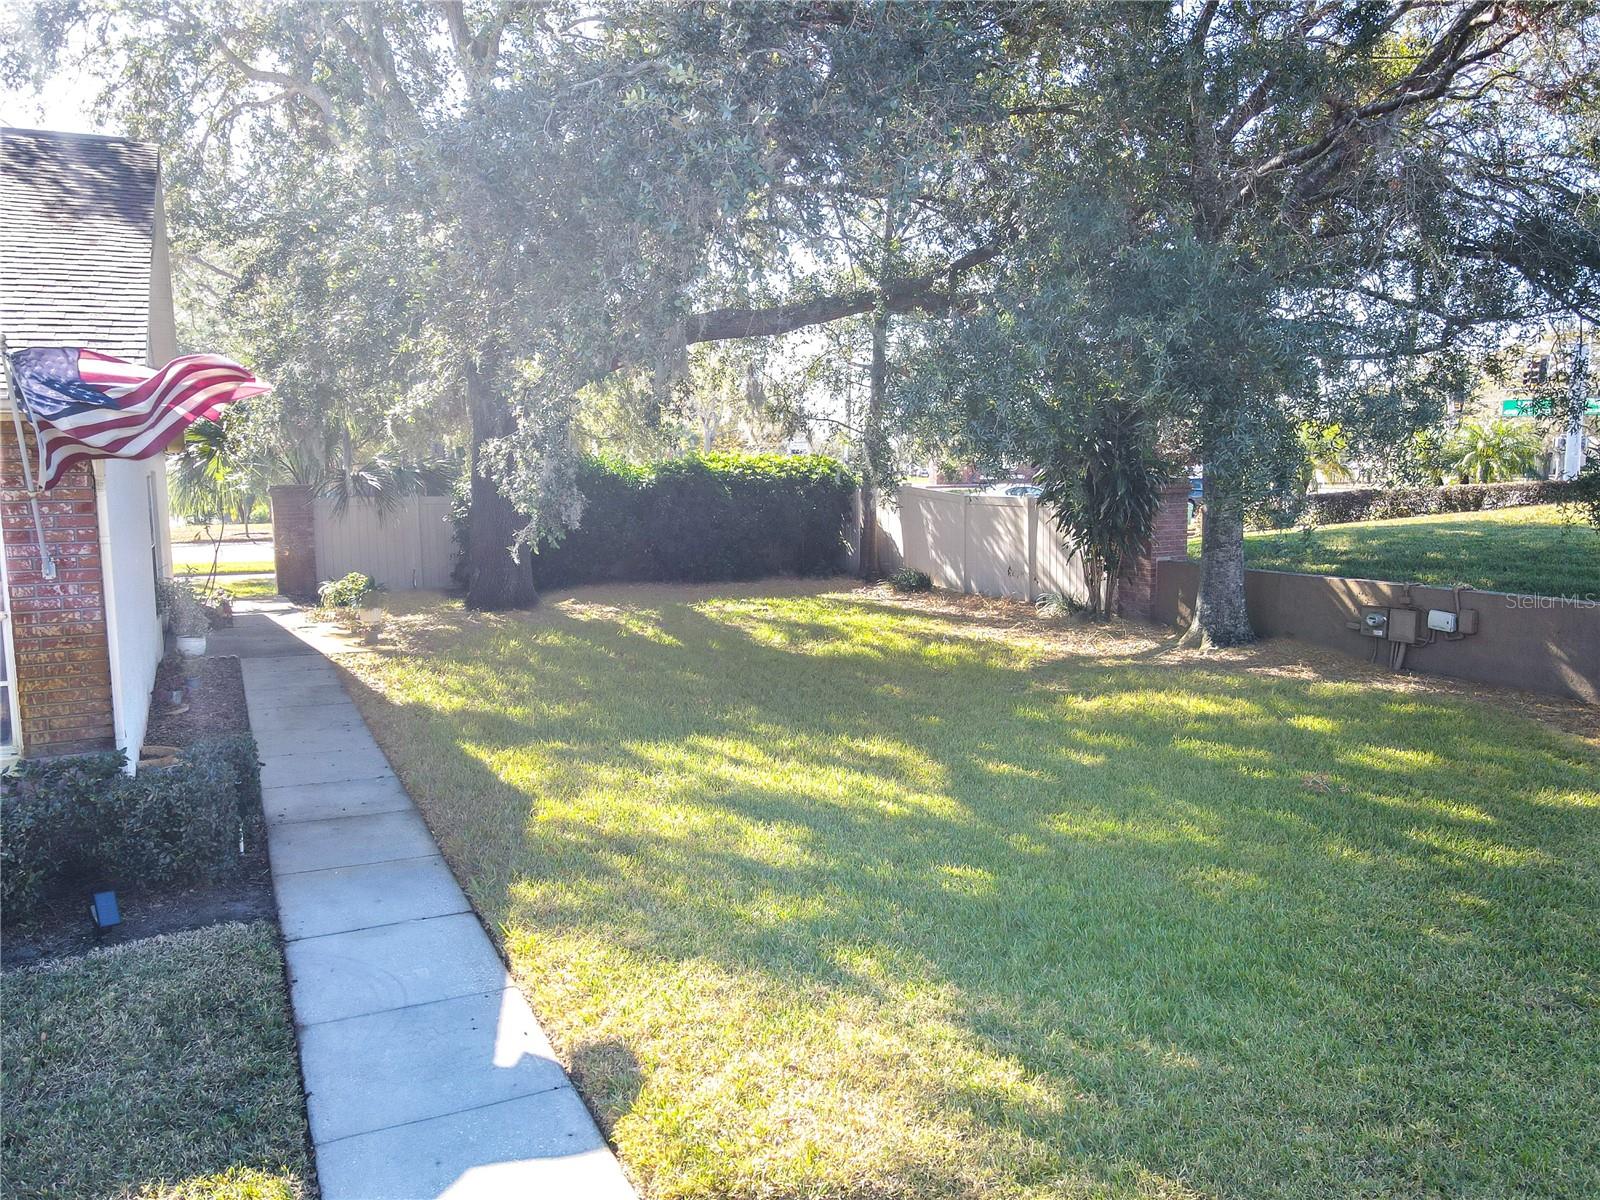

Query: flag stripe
7,346,270,488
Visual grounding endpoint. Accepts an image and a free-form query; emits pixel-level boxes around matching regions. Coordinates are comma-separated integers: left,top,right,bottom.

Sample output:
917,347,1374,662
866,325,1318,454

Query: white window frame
0,477,22,762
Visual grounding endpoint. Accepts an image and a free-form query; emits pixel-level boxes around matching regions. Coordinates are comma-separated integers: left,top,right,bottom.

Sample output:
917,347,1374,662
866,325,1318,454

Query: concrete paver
273,854,471,940
254,721,381,759
247,698,366,735
262,776,413,825
259,743,395,790
313,1090,636,1200
268,810,440,876
299,987,571,1143
226,599,635,1199
283,913,511,1025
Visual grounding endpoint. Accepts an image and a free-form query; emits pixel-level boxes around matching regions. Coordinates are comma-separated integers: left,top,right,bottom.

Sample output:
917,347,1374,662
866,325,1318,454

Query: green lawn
216,575,279,599
177,560,277,578
341,584,1600,1200
1,923,313,1200
1191,504,1600,597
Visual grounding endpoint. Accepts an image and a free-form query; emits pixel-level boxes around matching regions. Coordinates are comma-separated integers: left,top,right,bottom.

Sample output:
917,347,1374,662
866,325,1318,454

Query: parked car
986,483,1043,498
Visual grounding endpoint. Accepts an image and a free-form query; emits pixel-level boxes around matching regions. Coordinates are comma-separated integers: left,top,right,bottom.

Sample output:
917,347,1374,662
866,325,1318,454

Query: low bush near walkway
0,734,262,925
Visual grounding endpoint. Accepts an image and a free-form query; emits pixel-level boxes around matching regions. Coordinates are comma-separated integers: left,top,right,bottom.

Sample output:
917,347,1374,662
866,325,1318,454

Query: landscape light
89,891,121,930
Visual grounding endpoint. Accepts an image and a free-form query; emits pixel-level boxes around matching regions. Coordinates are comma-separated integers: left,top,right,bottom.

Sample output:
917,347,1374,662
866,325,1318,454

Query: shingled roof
1,128,160,363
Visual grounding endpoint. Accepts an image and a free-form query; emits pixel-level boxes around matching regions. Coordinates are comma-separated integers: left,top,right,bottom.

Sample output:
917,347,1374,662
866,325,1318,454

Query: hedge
1,734,262,925
524,452,859,588
1293,480,1574,527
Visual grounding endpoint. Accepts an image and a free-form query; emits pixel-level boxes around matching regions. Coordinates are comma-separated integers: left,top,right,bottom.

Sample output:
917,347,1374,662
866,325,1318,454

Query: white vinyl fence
312,495,458,591
854,485,1090,604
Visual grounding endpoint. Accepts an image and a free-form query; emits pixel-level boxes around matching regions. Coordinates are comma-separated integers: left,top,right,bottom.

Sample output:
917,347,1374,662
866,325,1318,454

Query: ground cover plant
340,583,1600,1200
1192,505,1600,597
0,922,313,1199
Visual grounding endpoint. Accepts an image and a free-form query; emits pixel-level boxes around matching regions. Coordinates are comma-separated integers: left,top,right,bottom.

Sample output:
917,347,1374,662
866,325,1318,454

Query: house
0,128,177,767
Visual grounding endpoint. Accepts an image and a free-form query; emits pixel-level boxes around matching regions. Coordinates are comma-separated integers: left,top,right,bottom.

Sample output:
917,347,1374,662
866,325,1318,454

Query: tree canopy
5,1,1595,625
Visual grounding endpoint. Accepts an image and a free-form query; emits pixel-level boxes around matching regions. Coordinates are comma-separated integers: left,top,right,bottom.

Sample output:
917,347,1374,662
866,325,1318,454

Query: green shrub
525,452,858,588
889,567,932,593
0,736,262,925
317,571,379,608
1561,462,1600,532
1287,479,1573,527
1035,590,1085,618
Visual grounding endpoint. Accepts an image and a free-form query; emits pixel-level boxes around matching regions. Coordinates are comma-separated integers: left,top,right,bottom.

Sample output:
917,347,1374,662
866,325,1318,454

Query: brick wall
270,484,317,600
1118,480,1193,621
2,428,116,756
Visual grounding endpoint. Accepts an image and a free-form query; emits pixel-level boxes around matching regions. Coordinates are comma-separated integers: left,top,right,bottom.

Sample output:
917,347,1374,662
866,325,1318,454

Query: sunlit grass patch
177,560,277,578
340,583,1600,1200
1,923,312,1200
1197,504,1600,597
216,575,278,599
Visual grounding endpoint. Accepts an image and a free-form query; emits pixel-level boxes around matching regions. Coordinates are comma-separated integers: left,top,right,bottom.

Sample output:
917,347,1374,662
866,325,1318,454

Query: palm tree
265,422,454,516
1298,423,1353,494
1447,419,1544,483
168,416,266,536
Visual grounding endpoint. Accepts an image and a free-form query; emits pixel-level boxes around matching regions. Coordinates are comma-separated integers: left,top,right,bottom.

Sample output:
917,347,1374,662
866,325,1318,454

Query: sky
0,50,106,136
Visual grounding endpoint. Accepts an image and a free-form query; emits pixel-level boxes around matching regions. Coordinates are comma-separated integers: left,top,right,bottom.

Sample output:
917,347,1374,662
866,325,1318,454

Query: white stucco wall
95,455,167,768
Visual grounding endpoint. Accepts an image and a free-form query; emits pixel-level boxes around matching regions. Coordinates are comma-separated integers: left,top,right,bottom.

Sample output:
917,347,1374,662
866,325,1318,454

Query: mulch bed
1,655,277,969
144,653,250,745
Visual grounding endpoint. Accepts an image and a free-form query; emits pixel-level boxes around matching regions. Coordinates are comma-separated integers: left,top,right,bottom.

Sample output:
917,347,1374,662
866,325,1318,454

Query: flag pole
1,334,59,582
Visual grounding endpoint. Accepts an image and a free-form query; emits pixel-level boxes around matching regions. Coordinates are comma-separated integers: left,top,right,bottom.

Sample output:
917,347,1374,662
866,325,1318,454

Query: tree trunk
1185,475,1255,647
860,306,888,580
463,357,540,611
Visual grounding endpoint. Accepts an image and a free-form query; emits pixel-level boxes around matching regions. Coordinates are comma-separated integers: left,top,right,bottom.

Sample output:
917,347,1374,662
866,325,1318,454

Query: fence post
1026,499,1039,602
1117,480,1192,621
269,485,318,601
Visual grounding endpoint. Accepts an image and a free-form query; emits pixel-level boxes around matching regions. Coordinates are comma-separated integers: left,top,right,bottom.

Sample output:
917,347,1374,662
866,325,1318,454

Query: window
0,616,13,756
0,510,18,759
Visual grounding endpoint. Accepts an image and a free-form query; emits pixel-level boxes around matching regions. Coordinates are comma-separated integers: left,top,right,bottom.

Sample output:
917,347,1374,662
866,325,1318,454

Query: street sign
1501,396,1600,417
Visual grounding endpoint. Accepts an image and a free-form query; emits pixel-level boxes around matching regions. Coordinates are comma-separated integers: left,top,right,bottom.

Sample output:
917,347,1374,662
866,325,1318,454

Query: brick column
270,485,317,601
2,428,116,756
1118,479,1192,622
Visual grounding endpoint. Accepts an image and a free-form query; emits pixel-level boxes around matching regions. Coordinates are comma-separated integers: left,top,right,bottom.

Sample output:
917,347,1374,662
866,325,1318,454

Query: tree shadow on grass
341,589,1600,1199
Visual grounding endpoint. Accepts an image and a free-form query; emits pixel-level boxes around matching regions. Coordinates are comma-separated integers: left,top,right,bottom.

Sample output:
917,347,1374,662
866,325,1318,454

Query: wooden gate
311,496,457,591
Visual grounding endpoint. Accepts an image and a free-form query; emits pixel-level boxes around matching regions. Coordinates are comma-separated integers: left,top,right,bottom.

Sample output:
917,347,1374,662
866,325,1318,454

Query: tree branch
683,234,1012,345
211,36,334,123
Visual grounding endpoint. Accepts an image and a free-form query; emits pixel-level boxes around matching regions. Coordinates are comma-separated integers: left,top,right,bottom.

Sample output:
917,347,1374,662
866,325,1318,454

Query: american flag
5,347,271,488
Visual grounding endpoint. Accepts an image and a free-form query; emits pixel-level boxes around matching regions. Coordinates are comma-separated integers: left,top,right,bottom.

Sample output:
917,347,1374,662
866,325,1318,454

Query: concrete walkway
214,601,635,1200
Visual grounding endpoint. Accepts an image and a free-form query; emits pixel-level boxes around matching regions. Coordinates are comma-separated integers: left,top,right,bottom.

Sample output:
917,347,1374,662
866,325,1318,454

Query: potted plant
169,580,211,656
317,572,384,633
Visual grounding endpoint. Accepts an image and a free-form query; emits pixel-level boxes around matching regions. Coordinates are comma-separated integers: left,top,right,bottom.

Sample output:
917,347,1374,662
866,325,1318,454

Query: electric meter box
1357,605,1424,644
1386,607,1423,644
1427,609,1458,634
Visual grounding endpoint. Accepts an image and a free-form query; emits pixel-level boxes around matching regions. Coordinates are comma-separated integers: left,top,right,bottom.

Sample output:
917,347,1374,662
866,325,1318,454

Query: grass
215,576,279,599
339,582,1600,1200
1190,504,1600,597
1,922,313,1200
177,561,277,578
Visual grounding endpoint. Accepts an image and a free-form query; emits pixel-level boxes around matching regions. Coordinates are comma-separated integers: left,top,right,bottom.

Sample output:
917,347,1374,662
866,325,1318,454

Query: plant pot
175,634,208,657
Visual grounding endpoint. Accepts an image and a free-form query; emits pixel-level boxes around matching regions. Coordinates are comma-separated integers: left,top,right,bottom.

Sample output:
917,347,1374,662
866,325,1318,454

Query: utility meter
1353,605,1423,644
